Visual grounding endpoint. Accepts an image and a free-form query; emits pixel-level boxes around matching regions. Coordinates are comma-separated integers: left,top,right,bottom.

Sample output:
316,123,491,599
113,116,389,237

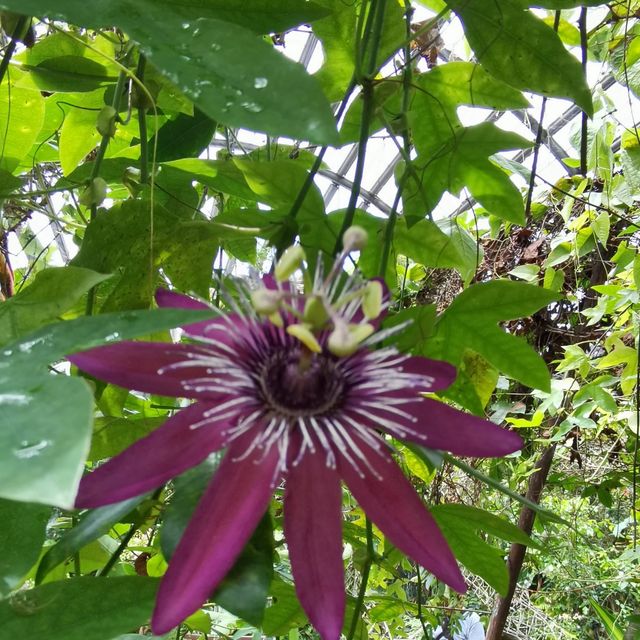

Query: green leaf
234,158,325,221
24,56,115,92
58,89,108,175
89,415,165,460
161,458,274,625
407,123,531,225
150,108,217,162
445,0,593,115
412,63,529,153
1,306,218,366
0,576,158,640
312,0,405,101
0,168,24,195
591,210,610,245
0,79,45,173
0,266,111,345
442,453,570,526
382,305,437,354
431,508,509,595
543,267,565,292
532,0,606,7
0,498,50,595
72,199,222,309
428,280,558,390
0,374,93,508
442,350,499,414
590,599,624,640
394,217,481,281
431,504,542,549
140,16,338,143
162,158,257,201
263,575,308,635
36,495,147,584
10,0,330,34
0,0,338,143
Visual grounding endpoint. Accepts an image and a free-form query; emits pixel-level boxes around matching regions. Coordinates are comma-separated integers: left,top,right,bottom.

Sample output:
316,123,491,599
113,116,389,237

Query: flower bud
79,177,108,207
250,288,282,315
286,323,322,353
275,245,306,282
362,280,383,320
96,105,118,138
327,321,374,357
342,225,368,251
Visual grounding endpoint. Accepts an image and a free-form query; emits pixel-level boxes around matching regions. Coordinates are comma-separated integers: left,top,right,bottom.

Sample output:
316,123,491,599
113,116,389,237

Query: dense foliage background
0,0,638,638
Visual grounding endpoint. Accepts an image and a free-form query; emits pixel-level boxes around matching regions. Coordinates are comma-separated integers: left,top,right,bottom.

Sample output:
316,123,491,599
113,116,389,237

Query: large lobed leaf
1,576,159,640
425,280,559,391
445,0,593,116
0,0,338,144
0,307,218,507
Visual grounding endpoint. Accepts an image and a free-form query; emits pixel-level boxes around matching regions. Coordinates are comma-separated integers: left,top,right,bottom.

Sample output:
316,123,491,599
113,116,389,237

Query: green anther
286,323,322,353
327,322,374,357
275,245,306,281
303,294,330,329
251,288,282,315
362,280,383,319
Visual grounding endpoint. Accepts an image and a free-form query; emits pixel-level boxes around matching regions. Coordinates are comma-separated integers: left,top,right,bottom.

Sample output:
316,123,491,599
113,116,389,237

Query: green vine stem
88,68,128,219
135,54,149,184
579,6,588,176
524,11,560,221
346,517,374,640
343,4,390,636
379,0,414,277
334,0,388,256
97,488,162,577
85,66,129,316
278,77,357,258
0,15,29,86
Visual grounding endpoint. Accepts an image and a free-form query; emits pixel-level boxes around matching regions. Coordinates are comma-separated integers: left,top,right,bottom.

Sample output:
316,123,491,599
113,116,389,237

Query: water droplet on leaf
241,101,262,113
14,440,51,459
254,77,268,89
0,392,32,406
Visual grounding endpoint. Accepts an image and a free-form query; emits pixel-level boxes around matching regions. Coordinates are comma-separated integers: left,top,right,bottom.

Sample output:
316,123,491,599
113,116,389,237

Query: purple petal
285,445,345,640
155,288,239,343
155,288,210,310
338,440,466,593
69,342,228,400
355,397,522,457
151,432,281,635
396,356,457,393
76,403,229,508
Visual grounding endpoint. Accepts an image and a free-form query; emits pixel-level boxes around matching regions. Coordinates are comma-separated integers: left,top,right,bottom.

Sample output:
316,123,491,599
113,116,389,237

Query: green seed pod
96,105,118,138
79,177,108,207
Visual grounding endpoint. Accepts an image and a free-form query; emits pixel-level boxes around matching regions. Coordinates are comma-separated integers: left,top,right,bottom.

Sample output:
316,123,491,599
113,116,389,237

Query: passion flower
69,229,522,639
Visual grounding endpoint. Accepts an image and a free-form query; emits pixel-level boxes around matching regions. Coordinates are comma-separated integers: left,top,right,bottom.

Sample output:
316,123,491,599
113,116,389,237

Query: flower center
259,348,344,417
